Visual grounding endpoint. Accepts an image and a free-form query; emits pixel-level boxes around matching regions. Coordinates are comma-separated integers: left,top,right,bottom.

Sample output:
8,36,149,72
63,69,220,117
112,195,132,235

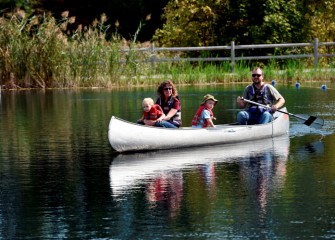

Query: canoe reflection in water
109,136,290,218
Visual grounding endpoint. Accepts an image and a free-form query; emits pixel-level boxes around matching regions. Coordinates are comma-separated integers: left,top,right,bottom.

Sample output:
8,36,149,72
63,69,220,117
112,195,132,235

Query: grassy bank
1,11,334,90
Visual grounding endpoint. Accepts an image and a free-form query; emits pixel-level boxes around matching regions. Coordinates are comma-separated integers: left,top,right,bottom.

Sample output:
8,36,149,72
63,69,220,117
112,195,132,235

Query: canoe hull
108,108,289,152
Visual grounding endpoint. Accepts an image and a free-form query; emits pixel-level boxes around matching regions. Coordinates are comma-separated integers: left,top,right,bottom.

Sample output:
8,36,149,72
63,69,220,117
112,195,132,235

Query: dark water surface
1,84,335,239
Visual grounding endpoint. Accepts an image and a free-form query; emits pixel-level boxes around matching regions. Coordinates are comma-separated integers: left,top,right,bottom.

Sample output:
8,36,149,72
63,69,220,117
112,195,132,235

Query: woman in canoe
155,80,182,128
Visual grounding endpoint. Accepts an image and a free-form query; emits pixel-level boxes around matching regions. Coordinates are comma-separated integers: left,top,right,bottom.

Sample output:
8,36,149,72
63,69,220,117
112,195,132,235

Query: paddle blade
296,114,324,129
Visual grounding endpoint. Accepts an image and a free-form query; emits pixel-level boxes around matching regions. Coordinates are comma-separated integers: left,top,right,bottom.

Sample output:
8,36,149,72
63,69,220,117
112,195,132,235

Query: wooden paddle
241,98,324,129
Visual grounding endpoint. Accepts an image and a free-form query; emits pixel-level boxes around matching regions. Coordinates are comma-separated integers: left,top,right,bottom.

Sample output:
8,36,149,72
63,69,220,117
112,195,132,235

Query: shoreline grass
1,10,335,90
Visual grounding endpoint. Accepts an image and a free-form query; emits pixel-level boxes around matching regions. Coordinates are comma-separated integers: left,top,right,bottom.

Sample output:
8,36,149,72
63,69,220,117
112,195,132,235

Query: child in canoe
137,98,177,128
191,94,218,128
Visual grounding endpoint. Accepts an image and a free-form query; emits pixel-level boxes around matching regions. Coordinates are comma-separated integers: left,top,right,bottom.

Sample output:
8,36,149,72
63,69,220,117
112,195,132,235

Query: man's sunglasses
252,74,262,77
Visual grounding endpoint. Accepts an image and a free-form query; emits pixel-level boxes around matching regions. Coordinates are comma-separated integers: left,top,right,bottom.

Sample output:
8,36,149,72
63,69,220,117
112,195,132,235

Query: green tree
154,0,308,47
215,0,262,45
154,0,226,47
306,0,335,42
304,0,335,65
256,0,307,44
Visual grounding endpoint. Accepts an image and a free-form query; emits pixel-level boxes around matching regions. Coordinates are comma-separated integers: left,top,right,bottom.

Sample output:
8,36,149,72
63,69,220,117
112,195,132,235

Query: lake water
1,83,335,239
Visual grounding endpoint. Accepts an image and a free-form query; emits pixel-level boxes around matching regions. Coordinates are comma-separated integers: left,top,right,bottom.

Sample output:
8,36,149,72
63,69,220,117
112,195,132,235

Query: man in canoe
236,67,285,125
138,98,177,128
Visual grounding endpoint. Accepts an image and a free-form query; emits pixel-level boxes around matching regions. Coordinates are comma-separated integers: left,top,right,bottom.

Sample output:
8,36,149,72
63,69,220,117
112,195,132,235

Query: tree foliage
154,0,226,47
154,0,312,47
306,0,335,42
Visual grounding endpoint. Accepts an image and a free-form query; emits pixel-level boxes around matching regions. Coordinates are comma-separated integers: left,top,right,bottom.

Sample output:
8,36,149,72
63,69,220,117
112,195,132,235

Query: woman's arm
163,108,177,120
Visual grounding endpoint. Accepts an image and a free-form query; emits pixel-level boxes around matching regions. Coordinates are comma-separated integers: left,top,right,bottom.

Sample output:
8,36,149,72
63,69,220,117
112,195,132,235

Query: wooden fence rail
120,38,335,72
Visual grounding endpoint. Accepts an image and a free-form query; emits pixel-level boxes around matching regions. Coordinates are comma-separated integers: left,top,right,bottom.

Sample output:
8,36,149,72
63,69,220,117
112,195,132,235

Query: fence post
313,38,319,67
150,43,155,69
231,41,235,73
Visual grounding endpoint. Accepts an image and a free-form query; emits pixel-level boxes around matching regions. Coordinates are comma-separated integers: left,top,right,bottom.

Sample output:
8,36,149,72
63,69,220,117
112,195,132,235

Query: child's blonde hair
142,97,154,106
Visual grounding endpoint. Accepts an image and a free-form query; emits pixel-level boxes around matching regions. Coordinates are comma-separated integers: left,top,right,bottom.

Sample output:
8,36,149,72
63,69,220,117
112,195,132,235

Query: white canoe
110,136,290,197
108,108,289,152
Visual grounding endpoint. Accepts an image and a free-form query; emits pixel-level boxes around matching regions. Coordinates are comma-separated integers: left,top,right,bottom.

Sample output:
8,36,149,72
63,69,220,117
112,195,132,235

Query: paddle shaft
241,98,310,121
240,98,323,129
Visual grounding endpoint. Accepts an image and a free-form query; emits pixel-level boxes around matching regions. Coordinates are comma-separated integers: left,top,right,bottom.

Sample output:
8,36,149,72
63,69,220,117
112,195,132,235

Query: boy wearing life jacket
192,94,218,128
236,67,285,125
138,98,177,128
